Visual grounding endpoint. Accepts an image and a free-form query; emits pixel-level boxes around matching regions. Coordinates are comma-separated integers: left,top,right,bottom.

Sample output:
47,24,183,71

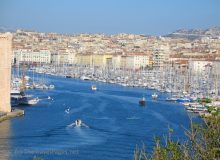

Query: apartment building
189,60,213,73
76,54,92,66
152,50,169,68
76,53,112,67
120,54,150,70
92,54,112,67
112,55,122,69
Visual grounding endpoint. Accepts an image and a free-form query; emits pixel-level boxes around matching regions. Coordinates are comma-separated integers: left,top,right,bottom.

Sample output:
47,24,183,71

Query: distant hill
0,27,15,33
165,27,220,40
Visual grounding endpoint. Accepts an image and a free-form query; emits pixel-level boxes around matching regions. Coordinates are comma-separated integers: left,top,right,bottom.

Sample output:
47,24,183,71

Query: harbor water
0,74,199,160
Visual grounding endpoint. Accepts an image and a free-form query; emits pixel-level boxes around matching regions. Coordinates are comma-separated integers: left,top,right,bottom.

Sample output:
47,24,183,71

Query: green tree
134,112,220,160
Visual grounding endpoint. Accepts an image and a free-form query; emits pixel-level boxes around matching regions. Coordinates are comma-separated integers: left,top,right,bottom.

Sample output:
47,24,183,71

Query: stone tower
0,33,12,113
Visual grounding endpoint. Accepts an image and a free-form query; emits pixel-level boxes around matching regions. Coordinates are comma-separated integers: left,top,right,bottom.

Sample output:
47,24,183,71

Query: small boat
152,93,158,99
139,96,146,106
68,119,89,128
20,97,39,105
65,75,72,78
166,95,179,101
75,119,82,127
49,85,55,89
176,97,191,103
80,76,90,80
65,107,70,114
91,85,97,91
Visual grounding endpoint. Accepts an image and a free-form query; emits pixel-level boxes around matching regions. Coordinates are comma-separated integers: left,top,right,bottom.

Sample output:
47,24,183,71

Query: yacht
11,89,23,99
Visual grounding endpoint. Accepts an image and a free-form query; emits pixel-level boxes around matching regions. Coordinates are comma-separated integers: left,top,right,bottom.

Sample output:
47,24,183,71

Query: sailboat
139,96,146,106
91,56,97,91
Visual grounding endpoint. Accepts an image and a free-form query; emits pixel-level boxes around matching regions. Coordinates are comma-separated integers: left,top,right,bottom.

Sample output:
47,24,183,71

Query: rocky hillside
166,27,220,40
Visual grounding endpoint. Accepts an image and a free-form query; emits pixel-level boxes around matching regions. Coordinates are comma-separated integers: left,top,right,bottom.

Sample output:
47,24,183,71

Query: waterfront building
189,60,213,73
76,53,92,66
51,53,60,64
76,53,113,67
14,49,51,64
51,52,76,65
216,48,220,60
152,49,169,68
120,54,149,70
68,52,77,64
92,54,112,67
0,33,12,113
112,54,122,69
59,53,69,64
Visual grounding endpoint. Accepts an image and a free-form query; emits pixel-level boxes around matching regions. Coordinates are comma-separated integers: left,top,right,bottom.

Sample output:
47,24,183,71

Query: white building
112,55,122,69
14,49,51,64
121,54,149,70
152,49,169,67
189,60,213,73
51,52,76,65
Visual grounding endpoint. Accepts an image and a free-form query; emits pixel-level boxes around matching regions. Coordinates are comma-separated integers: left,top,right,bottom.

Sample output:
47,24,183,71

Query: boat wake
67,122,89,128
66,123,105,146
92,116,111,120
126,116,140,120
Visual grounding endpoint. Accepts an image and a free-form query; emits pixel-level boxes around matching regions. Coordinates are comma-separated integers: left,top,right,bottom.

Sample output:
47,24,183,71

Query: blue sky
0,0,220,35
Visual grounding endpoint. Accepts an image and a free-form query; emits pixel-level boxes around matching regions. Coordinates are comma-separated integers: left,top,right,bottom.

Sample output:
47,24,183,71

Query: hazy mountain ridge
0,27,16,33
1,26,220,39
166,27,220,40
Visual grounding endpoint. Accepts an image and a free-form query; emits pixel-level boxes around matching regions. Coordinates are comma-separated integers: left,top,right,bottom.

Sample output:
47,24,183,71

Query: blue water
0,75,197,160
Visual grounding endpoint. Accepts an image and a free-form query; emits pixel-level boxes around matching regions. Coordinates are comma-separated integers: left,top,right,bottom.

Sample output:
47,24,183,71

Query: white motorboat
80,76,90,80
49,85,55,89
91,85,97,91
68,119,89,128
152,93,158,99
75,119,82,127
20,97,39,105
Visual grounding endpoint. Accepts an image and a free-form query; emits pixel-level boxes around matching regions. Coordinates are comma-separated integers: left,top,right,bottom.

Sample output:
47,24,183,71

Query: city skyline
1,0,220,35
